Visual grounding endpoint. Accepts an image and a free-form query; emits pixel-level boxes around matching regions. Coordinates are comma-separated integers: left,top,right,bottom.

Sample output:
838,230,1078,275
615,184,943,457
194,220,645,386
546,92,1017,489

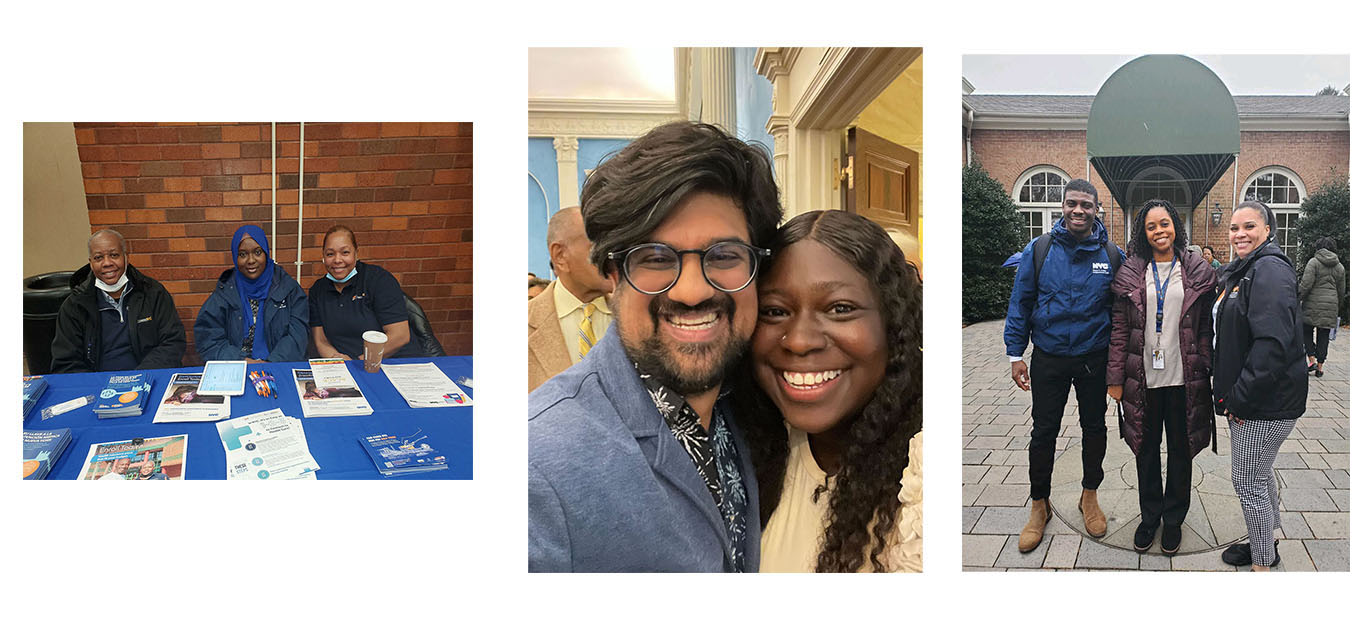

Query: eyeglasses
607,241,770,295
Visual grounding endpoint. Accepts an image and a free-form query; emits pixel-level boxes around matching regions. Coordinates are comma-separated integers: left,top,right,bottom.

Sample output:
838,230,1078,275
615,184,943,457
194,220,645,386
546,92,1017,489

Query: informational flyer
293,359,372,417
380,362,472,408
216,409,320,481
198,361,247,396
78,435,189,480
154,373,230,423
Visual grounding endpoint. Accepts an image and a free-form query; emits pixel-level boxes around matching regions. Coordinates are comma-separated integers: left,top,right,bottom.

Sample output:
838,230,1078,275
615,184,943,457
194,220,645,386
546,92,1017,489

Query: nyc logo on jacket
1091,262,1111,275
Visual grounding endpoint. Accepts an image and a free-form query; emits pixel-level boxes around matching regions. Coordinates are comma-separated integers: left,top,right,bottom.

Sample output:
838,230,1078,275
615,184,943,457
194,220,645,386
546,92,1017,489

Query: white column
768,117,790,211
758,48,792,215
553,136,580,209
698,48,737,134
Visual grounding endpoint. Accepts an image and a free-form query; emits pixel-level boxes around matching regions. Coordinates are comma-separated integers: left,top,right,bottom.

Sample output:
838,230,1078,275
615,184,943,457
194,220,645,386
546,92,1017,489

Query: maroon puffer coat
1106,248,1217,456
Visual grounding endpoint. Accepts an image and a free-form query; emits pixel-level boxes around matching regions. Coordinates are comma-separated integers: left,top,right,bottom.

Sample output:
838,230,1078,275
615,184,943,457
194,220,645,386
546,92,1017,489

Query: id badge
1152,348,1166,370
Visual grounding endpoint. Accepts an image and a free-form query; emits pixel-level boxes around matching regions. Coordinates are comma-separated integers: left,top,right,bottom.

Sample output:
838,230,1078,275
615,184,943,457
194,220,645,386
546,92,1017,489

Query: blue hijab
232,225,275,359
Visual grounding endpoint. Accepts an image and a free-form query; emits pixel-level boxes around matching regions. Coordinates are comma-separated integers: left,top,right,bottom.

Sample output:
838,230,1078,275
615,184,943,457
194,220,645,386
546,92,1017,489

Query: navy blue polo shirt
308,261,415,359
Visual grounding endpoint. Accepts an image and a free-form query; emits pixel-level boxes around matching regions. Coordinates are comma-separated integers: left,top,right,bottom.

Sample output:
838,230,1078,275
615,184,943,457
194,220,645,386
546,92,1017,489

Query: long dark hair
734,210,923,572
1127,199,1188,261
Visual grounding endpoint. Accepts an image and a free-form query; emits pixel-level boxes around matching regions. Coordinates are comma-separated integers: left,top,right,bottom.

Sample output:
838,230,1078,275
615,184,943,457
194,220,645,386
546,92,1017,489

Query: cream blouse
758,428,923,573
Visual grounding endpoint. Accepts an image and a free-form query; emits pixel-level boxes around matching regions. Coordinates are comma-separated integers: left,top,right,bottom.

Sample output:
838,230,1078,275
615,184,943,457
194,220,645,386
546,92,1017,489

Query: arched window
1125,166,1193,243
1241,167,1306,261
1012,166,1070,240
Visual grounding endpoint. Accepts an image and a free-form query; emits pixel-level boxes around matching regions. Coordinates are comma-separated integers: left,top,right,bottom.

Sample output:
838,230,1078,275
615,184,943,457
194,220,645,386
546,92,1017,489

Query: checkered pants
1229,417,1297,566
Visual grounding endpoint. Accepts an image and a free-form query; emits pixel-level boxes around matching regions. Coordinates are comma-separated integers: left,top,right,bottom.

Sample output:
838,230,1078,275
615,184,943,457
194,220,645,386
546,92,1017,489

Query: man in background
528,275,550,300
528,206,613,391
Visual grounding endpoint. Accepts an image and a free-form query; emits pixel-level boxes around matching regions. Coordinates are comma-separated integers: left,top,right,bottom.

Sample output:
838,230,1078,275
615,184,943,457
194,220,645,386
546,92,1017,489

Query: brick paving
962,319,1350,571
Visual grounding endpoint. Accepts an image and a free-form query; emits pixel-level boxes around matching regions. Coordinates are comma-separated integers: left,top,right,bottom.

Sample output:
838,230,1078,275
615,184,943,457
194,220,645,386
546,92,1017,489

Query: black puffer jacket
49,264,186,373
1212,242,1308,420
1298,248,1346,328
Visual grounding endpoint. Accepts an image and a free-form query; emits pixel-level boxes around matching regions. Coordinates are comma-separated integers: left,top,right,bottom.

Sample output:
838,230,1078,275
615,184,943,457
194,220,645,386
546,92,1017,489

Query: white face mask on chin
95,271,130,293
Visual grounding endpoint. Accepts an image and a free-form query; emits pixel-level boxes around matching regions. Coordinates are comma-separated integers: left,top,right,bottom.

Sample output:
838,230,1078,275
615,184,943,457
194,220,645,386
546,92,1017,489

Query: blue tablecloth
24,356,473,480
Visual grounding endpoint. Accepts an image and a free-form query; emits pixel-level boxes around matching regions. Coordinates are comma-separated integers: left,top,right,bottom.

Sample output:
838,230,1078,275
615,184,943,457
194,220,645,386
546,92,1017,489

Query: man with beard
528,122,781,572
1004,179,1122,553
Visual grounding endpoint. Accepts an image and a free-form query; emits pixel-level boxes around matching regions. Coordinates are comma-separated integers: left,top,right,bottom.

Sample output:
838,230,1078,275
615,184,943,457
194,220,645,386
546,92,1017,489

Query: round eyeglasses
607,241,771,295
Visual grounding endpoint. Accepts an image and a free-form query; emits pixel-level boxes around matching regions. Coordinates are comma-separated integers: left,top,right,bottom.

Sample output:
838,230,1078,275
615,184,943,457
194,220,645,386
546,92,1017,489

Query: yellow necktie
577,302,597,360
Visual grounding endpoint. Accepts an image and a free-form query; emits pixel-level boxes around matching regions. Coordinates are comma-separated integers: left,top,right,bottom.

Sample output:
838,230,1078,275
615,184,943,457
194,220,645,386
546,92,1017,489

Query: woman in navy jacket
194,225,308,362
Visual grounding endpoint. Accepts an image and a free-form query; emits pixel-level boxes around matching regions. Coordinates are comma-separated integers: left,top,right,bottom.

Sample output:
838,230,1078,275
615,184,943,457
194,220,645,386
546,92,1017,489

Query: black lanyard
1151,259,1176,334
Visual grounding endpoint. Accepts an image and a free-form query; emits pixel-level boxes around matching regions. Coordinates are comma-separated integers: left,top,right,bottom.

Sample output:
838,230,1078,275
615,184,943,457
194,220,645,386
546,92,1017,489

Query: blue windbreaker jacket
1004,218,1124,358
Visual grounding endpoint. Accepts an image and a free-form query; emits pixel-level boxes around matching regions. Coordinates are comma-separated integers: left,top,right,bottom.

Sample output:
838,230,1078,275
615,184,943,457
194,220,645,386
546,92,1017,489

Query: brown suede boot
1018,498,1051,553
1078,489,1107,537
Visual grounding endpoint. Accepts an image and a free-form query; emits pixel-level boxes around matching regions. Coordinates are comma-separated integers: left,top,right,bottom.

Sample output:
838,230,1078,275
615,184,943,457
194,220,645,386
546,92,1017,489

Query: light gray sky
964,55,1349,95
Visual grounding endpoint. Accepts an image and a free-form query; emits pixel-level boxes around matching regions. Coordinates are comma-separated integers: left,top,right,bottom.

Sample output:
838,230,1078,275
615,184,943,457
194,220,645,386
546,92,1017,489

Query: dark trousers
1136,386,1191,530
1028,348,1108,500
1303,325,1331,363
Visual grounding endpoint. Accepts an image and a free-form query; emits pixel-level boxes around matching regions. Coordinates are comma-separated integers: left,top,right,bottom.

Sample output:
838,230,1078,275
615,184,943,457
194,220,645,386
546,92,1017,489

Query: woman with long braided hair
736,210,923,572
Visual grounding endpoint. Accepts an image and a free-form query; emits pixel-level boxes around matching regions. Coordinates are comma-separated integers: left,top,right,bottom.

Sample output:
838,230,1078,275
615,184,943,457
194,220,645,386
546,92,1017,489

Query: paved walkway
962,320,1350,571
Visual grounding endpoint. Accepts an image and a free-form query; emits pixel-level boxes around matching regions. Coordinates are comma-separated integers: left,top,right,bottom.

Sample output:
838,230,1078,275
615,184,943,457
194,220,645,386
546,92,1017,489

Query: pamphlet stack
94,374,154,419
22,428,72,480
359,431,448,477
23,376,49,419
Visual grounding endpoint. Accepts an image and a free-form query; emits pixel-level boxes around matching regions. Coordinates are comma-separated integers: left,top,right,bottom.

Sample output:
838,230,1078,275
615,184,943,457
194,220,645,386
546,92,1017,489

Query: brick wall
968,128,1349,260
72,122,473,364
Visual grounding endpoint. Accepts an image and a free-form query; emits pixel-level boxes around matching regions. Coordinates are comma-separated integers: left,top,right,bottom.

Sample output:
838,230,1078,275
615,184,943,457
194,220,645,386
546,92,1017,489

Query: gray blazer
528,323,761,572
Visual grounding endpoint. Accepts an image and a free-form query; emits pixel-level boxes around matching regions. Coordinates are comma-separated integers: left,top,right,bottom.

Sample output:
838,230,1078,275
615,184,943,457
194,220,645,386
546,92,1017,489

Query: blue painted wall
733,47,775,157
528,137,557,278
576,139,630,191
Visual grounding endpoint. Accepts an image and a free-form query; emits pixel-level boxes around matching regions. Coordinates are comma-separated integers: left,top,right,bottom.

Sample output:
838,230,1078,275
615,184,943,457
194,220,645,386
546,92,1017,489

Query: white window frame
1012,165,1070,241
1240,166,1306,261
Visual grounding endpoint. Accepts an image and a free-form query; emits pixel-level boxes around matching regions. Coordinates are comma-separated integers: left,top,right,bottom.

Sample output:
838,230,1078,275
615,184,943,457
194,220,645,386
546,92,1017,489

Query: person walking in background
1298,236,1346,378
1213,200,1309,571
1003,178,1123,553
1107,200,1217,556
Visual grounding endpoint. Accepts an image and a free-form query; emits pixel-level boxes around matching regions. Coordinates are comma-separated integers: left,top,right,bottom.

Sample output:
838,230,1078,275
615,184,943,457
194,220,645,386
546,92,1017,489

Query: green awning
1087,55,1240,210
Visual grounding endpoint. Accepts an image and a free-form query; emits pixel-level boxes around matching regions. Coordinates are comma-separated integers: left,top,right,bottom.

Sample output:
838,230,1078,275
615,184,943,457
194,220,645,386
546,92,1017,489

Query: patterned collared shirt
637,367,749,572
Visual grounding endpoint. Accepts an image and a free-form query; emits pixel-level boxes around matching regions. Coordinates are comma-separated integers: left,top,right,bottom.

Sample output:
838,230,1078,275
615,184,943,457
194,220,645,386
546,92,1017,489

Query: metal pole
270,122,277,257
296,122,304,284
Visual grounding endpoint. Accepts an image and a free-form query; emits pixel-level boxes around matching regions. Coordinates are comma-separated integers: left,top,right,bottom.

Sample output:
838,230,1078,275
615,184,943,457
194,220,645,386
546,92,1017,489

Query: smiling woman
308,225,416,362
193,225,308,363
736,209,923,573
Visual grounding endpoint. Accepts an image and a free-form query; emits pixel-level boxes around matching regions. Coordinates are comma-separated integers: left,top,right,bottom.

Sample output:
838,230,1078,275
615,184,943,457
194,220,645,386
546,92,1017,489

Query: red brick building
70,122,473,362
963,89,1349,264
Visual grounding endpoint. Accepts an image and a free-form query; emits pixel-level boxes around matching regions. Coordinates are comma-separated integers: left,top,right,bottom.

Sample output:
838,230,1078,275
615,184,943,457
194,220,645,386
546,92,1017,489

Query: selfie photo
528,47,924,572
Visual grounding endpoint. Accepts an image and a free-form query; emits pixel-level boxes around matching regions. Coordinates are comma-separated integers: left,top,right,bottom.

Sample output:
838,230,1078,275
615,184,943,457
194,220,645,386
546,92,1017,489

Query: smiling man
1003,179,1123,553
50,229,185,373
528,122,781,572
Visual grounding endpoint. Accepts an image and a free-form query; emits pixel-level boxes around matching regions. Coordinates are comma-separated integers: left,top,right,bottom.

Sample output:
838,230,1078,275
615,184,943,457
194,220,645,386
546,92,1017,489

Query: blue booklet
358,431,447,477
94,374,154,418
23,428,72,480
23,376,49,419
